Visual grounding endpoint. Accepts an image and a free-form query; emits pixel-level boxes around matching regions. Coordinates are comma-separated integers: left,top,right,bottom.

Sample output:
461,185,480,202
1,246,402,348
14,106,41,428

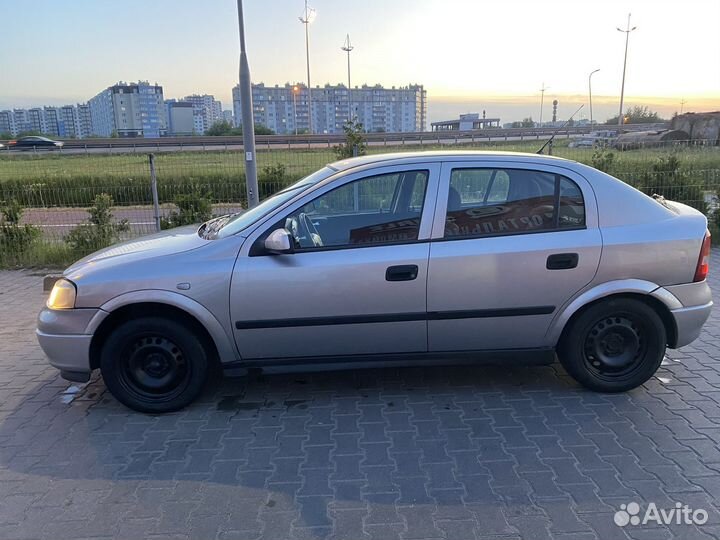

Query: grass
0,139,719,269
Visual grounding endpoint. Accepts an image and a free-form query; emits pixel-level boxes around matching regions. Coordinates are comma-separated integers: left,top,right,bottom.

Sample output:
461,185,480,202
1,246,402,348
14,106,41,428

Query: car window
444,168,585,238
286,170,429,249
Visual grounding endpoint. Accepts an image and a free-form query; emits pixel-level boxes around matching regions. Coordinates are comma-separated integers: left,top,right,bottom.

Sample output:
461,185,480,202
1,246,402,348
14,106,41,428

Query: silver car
37,151,713,412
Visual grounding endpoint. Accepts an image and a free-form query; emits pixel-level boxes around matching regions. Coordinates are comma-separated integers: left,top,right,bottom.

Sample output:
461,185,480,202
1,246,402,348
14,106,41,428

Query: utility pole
539,83,549,128
680,98,686,114
588,68,600,125
299,0,315,134
617,13,637,128
341,34,354,122
236,0,258,207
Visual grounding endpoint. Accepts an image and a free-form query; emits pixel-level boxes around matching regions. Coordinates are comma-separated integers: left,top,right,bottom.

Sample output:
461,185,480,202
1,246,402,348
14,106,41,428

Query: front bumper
36,307,102,381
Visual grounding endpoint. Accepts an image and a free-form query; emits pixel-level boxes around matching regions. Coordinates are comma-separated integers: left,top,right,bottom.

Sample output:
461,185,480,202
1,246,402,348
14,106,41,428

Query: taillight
694,229,711,282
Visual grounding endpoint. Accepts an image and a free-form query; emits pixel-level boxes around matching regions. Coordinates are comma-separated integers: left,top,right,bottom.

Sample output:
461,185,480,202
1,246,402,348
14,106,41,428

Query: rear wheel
557,298,666,392
100,317,209,413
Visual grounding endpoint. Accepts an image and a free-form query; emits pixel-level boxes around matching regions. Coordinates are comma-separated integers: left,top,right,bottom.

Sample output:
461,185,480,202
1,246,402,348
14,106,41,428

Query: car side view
37,151,713,413
8,135,64,150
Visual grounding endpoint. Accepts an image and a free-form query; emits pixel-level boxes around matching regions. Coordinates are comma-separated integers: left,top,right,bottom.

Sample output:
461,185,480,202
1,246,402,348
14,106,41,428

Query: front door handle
547,253,579,270
386,265,419,281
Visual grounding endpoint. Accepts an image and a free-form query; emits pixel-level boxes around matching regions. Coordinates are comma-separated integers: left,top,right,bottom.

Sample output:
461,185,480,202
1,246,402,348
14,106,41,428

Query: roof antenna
536,104,584,155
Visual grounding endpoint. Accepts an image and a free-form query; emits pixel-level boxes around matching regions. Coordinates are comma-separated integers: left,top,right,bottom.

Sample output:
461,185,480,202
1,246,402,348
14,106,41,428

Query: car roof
327,150,576,172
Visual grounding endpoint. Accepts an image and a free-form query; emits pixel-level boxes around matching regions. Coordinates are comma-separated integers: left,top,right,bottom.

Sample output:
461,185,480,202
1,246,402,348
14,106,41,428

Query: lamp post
236,0,258,208
539,83,549,128
617,13,637,128
299,0,316,134
292,85,299,135
341,34,354,122
588,68,600,125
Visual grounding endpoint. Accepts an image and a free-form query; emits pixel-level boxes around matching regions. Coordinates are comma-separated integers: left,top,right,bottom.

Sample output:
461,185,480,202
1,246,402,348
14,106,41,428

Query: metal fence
0,139,718,266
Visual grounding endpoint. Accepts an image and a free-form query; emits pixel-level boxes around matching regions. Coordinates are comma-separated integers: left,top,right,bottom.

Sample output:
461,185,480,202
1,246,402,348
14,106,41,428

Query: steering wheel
298,212,323,247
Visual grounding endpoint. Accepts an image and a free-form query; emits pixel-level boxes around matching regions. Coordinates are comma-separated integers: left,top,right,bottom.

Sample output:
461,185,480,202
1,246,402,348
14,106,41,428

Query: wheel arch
549,280,679,349
87,291,238,370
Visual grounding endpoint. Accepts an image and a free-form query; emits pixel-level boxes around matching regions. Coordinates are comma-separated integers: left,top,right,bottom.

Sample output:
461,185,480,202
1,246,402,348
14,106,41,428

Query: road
0,251,718,539
1,124,667,156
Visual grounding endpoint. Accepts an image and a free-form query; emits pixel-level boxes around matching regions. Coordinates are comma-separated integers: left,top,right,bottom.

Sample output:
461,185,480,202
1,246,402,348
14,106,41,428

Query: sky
1,0,718,124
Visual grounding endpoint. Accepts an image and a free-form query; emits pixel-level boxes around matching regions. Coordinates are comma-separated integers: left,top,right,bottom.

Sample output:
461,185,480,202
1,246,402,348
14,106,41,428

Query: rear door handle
547,253,579,270
386,265,419,281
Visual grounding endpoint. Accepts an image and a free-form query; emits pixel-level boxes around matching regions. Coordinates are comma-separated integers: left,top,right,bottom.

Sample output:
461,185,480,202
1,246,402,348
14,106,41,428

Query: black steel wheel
101,317,210,413
558,298,666,392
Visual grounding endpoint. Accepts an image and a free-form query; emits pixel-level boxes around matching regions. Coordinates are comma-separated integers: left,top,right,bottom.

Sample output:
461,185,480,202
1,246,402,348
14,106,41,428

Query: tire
100,317,210,413
557,298,666,392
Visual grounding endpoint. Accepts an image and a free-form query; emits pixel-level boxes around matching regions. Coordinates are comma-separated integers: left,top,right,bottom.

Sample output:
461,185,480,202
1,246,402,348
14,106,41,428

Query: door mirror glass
264,228,294,253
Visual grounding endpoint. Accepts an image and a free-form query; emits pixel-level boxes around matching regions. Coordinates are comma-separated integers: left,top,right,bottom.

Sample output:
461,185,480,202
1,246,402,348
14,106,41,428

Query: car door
230,162,441,360
426,160,602,351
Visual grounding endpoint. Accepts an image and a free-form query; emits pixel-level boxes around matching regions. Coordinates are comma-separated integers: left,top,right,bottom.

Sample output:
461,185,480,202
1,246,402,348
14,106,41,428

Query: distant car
568,138,595,148
8,136,64,150
37,151,713,413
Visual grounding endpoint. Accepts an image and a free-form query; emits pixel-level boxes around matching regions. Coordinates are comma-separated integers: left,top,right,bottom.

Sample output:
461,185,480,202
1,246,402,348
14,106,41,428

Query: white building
183,94,223,134
88,81,167,137
232,83,427,135
0,105,93,138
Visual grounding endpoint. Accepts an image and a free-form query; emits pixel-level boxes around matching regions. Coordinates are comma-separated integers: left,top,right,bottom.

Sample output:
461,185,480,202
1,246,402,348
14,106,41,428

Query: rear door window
444,168,584,238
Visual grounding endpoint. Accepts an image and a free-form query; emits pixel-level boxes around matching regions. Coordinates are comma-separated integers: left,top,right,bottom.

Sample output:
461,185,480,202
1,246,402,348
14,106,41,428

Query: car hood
65,225,210,276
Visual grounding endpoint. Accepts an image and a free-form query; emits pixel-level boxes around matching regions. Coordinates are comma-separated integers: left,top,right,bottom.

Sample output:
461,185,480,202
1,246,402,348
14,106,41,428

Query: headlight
47,279,76,309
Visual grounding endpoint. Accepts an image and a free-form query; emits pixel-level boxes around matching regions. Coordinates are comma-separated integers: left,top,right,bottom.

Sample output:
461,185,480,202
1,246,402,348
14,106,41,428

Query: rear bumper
661,281,713,348
670,301,713,348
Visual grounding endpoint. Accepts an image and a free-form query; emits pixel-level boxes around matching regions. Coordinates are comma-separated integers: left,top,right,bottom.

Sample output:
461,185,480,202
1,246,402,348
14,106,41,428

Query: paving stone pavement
1,256,720,540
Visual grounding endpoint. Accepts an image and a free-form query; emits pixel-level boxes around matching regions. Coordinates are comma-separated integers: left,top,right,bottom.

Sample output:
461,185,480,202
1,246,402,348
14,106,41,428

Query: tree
66,194,129,254
333,119,367,159
206,120,235,136
205,121,274,136
605,105,664,125
0,132,12,140
510,117,535,128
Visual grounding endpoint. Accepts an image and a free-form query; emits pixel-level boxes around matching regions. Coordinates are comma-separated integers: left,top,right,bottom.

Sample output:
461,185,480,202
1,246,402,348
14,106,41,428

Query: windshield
209,166,336,239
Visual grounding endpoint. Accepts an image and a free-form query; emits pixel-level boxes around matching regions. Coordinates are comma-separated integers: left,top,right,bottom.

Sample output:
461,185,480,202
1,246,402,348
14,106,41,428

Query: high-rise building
232,83,427,135
182,94,223,134
88,81,167,137
222,110,234,126
0,105,95,138
165,100,195,136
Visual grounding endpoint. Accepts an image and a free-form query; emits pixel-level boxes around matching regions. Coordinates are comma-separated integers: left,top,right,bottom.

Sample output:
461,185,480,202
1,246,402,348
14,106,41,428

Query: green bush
635,155,708,214
258,163,288,200
161,188,213,229
591,148,615,173
334,119,367,160
0,199,40,256
65,194,129,255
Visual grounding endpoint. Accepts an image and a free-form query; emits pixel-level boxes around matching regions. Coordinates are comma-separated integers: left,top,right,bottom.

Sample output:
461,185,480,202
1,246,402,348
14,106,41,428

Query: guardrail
0,123,669,152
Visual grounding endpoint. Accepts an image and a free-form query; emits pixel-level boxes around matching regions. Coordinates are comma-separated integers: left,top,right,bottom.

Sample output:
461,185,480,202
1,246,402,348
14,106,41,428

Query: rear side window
444,168,585,238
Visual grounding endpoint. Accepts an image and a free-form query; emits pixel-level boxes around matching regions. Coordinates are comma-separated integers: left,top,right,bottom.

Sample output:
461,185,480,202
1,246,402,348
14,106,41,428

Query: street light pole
236,0,258,208
341,34,354,122
299,0,315,134
617,13,637,128
539,83,549,128
588,68,600,125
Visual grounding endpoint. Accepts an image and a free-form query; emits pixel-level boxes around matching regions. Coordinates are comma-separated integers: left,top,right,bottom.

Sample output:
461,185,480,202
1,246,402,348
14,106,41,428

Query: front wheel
557,298,666,392
100,317,210,413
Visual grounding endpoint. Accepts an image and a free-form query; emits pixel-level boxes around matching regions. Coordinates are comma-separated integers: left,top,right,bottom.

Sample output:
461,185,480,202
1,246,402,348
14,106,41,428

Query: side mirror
264,228,294,254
